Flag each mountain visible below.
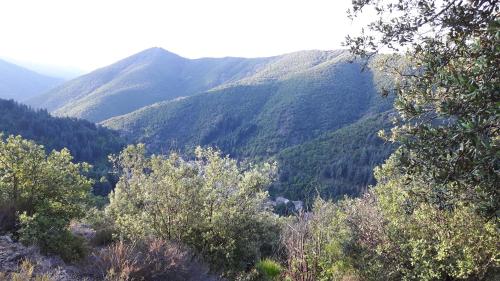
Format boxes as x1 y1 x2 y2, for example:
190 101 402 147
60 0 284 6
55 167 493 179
0 99 125 195
19 47 395 200
101 50 395 200
27 47 275 122
103 50 392 156
0 59 63 101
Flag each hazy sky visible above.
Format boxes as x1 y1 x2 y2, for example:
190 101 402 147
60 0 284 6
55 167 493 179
0 0 366 71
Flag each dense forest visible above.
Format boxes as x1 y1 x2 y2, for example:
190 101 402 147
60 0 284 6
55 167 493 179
0 99 125 194
11 47 398 202
273 112 395 201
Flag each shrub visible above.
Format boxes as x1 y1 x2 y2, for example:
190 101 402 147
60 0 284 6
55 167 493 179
256 259 283 280
81 207 117 246
93 239 214 281
19 212 88 262
0 134 92 260
92 227 115 246
106 145 281 272
283 174 500 280
274 202 296 217
282 197 376 281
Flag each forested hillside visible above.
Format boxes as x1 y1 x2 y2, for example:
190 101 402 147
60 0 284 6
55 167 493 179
0 59 62 101
102 51 394 200
273 112 395 201
0 99 125 194
27 47 274 122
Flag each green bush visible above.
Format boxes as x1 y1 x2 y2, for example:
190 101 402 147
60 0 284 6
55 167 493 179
106 145 281 273
0 134 92 261
82 207 116 246
256 259 283 280
19 212 87 262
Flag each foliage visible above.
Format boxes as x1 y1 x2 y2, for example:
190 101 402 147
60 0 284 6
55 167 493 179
373 156 500 280
282 199 361 281
274 112 394 202
279 0 500 278
273 201 297 217
19 213 88 262
0 98 125 195
81 207 117 246
346 0 499 215
0 134 92 260
275 1 500 279
283 180 499 280
106 145 281 273
255 259 283 280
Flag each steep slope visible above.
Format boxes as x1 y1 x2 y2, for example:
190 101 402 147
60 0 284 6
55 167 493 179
0 59 63 101
103 51 392 157
0 99 125 195
102 51 395 200
27 47 274 122
273 112 395 201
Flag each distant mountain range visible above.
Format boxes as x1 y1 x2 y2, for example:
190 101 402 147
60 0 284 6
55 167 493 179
27 47 276 122
0 58 63 101
2 47 396 200
102 49 391 155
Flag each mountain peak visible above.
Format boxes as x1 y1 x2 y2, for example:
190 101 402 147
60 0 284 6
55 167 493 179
134 47 183 60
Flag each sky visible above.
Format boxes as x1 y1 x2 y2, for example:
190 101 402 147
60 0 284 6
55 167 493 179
0 0 367 72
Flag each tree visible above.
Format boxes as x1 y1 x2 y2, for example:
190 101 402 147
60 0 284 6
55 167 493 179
106 145 281 273
346 0 499 215
374 155 499 280
0 99 125 196
324 0 500 279
0 134 92 260
282 1 499 279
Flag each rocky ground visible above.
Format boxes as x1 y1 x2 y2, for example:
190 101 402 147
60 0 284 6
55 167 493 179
0 234 96 281
0 229 222 281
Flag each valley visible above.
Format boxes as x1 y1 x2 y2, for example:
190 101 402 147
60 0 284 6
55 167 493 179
2 48 395 201
0 1 497 280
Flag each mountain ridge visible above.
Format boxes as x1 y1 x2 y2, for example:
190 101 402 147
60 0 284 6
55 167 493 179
0 58 63 101
27 47 278 122
27 48 359 123
98 50 395 200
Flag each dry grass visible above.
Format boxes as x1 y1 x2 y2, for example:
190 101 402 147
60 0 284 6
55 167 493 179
0 260 54 281
91 238 215 281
